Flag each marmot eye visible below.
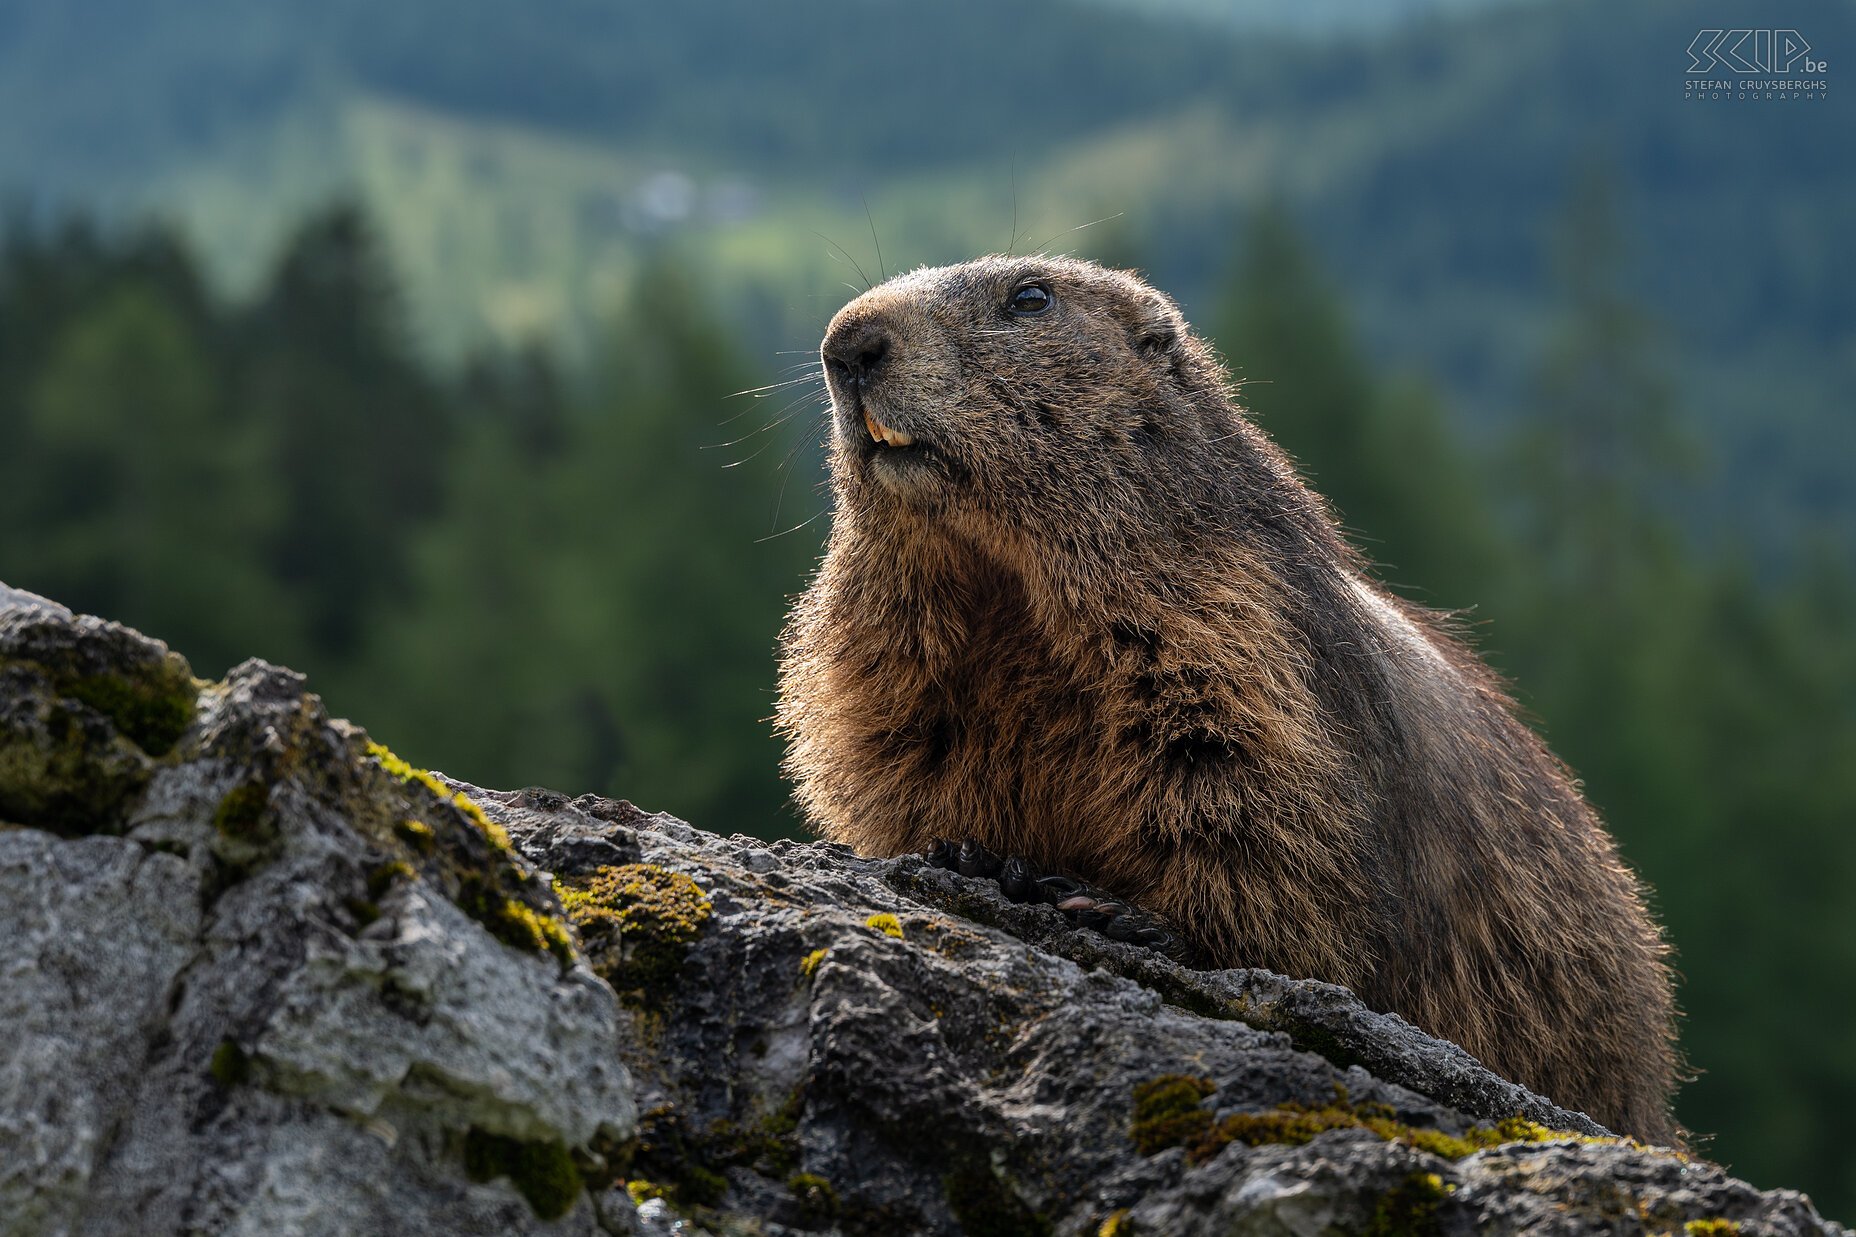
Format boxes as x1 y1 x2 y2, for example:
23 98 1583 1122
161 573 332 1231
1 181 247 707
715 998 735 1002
1007 283 1053 316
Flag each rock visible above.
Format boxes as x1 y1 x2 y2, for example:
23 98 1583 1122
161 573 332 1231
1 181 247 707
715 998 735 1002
0 594 633 1237
0 584 1846 1236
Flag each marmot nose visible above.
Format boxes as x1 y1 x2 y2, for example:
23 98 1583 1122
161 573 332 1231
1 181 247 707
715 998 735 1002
822 318 892 389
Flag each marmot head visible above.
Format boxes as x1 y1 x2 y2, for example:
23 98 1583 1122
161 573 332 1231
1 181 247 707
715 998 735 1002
818 256 1245 547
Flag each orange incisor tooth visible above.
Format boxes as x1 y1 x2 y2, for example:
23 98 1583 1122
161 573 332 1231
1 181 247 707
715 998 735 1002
863 408 883 442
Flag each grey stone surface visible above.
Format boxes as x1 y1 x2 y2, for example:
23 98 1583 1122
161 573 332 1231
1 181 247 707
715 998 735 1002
0 589 633 1237
0 582 1845 1236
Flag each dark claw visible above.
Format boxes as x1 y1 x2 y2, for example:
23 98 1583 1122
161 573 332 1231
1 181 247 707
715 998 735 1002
925 838 960 870
1032 873 1087 905
956 838 1004 879
998 857 1041 902
1103 912 1154 943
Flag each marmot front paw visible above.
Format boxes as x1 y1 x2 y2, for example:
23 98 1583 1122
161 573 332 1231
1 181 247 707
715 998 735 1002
924 838 1192 965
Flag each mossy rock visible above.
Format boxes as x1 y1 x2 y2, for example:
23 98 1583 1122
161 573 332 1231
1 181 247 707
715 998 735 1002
1367 1172 1452 1237
208 1040 252 1089
462 1127 583 1220
788 1172 839 1222
363 742 574 968
0 665 157 835
58 667 194 757
0 611 196 756
556 863 712 1009
1130 1074 1604 1166
0 609 200 835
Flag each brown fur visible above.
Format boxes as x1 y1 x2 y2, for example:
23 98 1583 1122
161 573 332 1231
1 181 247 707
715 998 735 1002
776 256 1680 1143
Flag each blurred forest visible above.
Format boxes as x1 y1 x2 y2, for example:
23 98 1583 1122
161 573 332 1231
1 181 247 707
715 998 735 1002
3 0 1851 561
1 196 1851 1218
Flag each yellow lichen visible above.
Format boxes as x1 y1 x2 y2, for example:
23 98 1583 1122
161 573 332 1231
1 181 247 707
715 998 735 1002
865 912 904 939
454 871 573 964
1685 1221 1741 1236
395 818 436 852
363 740 570 963
366 741 511 853
557 864 712 1007
798 948 828 980
1131 1075 1606 1166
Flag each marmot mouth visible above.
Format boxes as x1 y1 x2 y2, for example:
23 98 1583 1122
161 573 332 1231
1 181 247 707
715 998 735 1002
842 394 948 482
862 407 916 449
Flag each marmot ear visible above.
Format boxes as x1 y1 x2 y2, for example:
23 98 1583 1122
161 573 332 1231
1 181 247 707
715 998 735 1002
1136 324 1177 358
1130 299 1184 369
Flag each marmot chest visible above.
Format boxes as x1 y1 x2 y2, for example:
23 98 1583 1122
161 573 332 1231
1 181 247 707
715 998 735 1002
874 619 1125 861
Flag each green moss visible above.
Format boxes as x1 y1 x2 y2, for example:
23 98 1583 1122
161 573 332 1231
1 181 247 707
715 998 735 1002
1686 1221 1742 1236
367 859 417 900
1367 1171 1452 1237
684 1111 799 1180
343 896 381 926
1130 1075 1216 1155
462 1127 583 1221
1130 1077 1600 1166
0 693 152 835
1098 1210 1134 1237
0 638 195 833
212 781 270 841
627 1107 728 1207
944 1162 1051 1237
865 912 904 939
395 818 437 853
759 1133 799 1178
61 668 194 756
679 1163 728 1207
208 1040 250 1088
626 1103 806 1211
556 864 712 1009
798 947 828 981
208 779 281 881
766 1088 805 1141
789 1173 838 1221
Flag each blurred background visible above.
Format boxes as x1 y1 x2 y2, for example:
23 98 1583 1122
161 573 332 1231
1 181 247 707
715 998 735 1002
0 0 1851 1218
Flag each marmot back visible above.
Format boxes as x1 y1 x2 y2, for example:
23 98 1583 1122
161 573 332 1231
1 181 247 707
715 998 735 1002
775 255 1679 1143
